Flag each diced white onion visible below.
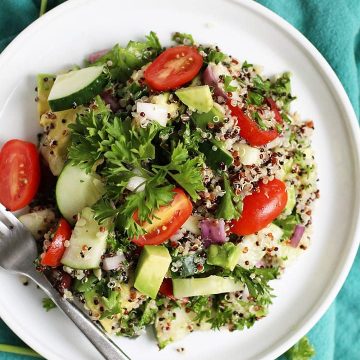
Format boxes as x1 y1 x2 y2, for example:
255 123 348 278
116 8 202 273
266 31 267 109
181 215 202 235
136 102 168 127
102 253 126 271
233 143 261 165
126 176 146 192
170 230 185 242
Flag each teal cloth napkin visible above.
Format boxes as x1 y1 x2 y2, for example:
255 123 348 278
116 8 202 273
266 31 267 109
0 0 359 359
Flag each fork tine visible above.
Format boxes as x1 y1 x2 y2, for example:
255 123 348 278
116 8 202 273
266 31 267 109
0 203 19 226
0 220 10 236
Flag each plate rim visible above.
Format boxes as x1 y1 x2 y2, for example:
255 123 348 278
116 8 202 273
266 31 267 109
0 0 359 359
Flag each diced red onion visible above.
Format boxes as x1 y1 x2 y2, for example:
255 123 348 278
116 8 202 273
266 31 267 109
200 219 227 246
100 90 120 112
88 49 110 63
136 102 168 126
290 225 305 248
202 65 228 101
102 253 125 271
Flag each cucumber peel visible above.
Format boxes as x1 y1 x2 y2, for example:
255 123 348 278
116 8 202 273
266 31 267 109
48 66 108 111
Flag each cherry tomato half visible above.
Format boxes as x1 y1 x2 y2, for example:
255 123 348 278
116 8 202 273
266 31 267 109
132 188 193 246
0 140 40 211
231 179 288 235
41 218 72 267
144 46 203 91
159 278 176 300
227 98 283 147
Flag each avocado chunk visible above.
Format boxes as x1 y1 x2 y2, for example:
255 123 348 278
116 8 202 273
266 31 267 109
61 207 108 269
40 108 81 176
284 185 296 214
207 242 242 271
37 73 84 176
37 74 56 119
199 139 233 170
175 85 213 113
134 245 171 299
172 275 244 298
191 104 224 129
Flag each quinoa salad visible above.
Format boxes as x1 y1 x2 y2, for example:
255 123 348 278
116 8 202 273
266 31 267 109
0 32 319 349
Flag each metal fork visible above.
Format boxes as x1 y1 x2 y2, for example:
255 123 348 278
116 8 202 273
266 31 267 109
0 204 131 360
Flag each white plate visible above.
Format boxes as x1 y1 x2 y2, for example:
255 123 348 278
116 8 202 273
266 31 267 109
0 0 359 359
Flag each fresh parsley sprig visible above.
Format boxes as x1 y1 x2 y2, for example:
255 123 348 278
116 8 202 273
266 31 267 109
155 142 205 201
220 266 279 305
215 175 242 220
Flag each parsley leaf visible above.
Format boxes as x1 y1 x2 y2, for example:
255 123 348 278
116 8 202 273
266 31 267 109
42 298 56 312
220 266 279 305
224 75 237 92
247 91 264 106
242 60 253 69
285 336 315 360
91 31 162 81
274 214 301 240
215 175 242 220
207 50 226 64
159 142 205 201
186 296 212 322
172 32 195 45
252 111 268 130
68 97 111 173
270 72 296 111
100 291 121 320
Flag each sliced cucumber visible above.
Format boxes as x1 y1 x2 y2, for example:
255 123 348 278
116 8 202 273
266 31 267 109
232 143 261 166
48 66 108 111
56 164 105 224
61 207 108 269
172 275 244 298
199 139 233 170
19 209 56 240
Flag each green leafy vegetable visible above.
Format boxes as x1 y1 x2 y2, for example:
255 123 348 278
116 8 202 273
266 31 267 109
139 300 158 327
186 296 212 322
100 290 121 319
247 91 264 106
274 214 300 240
68 97 111 173
156 142 205 201
252 111 268 130
172 32 195 45
242 60 253 69
42 297 56 312
270 72 296 111
215 176 242 220
224 75 237 92
74 275 98 293
207 50 226 64
221 266 279 305
91 32 162 81
252 75 271 93
285 336 315 360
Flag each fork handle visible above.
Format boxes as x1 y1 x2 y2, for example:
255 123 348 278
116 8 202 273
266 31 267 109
27 270 131 360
